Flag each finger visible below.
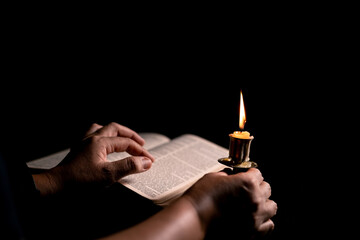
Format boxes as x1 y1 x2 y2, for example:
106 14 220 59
260 181 272 199
263 199 278 220
256 219 275 237
84 123 103 136
232 168 264 186
110 156 153 179
95 122 145 146
245 168 264 184
102 137 155 162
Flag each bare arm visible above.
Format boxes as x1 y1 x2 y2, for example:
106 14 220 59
100 197 205 240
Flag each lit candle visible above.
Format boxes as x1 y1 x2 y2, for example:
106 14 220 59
230 90 253 139
218 90 257 170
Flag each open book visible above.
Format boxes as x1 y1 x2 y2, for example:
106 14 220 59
27 133 227 206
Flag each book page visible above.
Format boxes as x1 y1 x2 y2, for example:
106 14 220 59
119 134 227 206
26 133 170 169
26 149 70 169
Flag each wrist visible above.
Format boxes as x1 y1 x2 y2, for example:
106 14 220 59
32 166 65 196
182 192 219 231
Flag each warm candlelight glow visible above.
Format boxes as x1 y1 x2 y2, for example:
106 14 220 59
230 90 253 139
239 90 246 130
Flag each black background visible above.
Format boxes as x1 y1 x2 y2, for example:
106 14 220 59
1 11 353 239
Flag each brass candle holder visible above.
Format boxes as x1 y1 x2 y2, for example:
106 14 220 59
218 133 258 173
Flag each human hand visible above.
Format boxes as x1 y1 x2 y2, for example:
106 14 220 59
34 122 155 195
184 168 277 238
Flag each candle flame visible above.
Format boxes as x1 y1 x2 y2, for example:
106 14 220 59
239 90 246 130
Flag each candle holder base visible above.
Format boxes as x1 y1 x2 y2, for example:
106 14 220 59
218 157 258 173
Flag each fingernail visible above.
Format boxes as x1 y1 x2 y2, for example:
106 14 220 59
142 157 152 170
145 150 155 162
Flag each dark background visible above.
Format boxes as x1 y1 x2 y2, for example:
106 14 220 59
1 11 352 239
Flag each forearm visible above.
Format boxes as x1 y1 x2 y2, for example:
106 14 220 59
99 197 206 240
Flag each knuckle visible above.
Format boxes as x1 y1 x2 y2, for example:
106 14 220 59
88 134 101 142
123 138 136 150
269 220 275 231
108 122 122 130
264 181 272 194
101 164 112 176
127 137 136 145
271 200 278 215
244 176 258 189
91 123 100 128
125 156 141 172
101 164 116 183
252 167 261 175
95 136 107 147
127 139 143 152
121 136 132 144
108 121 118 127
104 122 117 130
264 181 271 189
84 135 102 146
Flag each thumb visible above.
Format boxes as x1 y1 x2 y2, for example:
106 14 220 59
110 156 153 179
